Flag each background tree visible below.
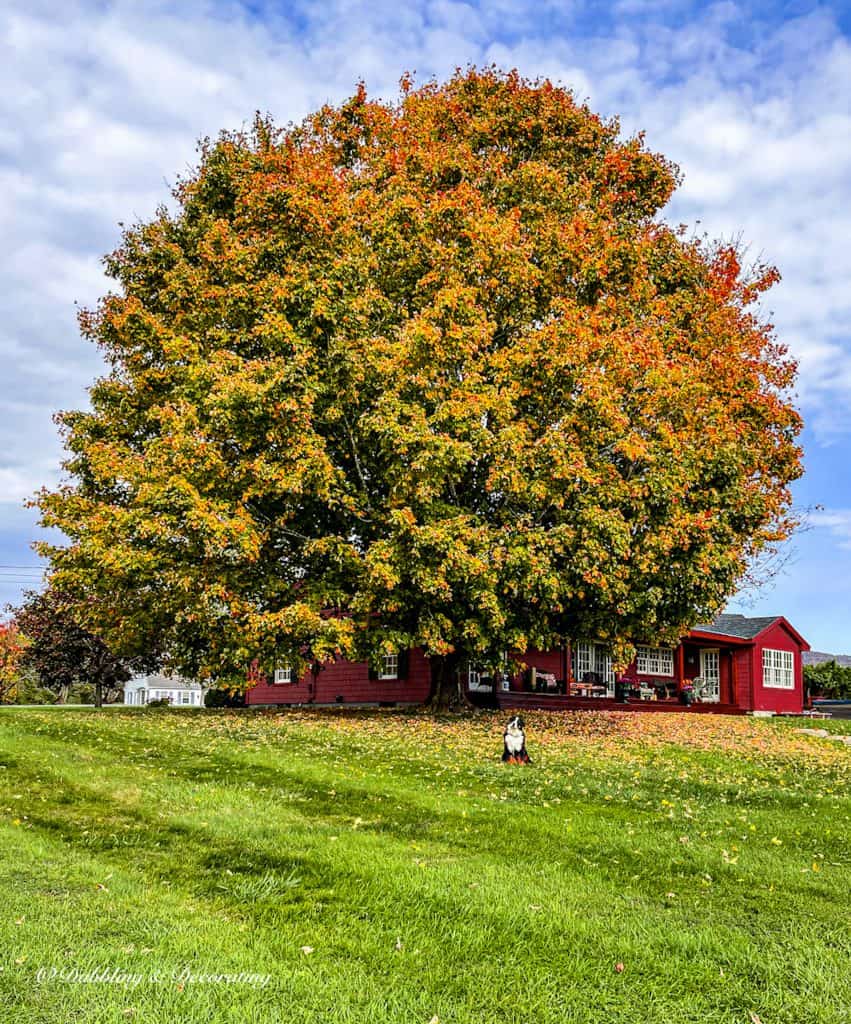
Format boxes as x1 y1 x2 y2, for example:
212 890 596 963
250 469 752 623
0 622 27 704
804 660 851 701
36 69 802 705
13 589 137 706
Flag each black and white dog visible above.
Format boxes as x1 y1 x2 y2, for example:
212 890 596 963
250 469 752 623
502 715 531 764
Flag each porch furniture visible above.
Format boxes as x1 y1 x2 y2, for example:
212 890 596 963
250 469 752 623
574 682 607 697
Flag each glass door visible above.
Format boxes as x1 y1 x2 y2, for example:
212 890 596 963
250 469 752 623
699 649 720 703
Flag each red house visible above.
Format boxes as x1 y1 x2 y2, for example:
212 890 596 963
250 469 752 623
245 613 809 715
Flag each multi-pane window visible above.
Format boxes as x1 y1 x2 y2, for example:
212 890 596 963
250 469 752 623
467 657 513 692
274 665 293 684
572 642 615 696
573 642 615 684
636 646 674 677
181 692 190 704
379 653 399 680
762 648 794 689
574 642 594 679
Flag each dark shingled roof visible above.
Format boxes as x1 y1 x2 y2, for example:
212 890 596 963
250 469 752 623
692 613 780 640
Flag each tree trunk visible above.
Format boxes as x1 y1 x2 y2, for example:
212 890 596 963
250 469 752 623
94 680 103 708
309 660 322 704
426 653 471 712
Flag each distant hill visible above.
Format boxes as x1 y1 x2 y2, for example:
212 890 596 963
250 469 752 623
803 651 851 668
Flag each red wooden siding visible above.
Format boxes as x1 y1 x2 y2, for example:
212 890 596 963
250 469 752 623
732 648 753 709
246 647 432 706
504 647 565 690
749 620 804 714
245 618 807 714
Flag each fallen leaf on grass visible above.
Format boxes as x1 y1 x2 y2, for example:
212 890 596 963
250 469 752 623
300 946 314 955
614 962 624 973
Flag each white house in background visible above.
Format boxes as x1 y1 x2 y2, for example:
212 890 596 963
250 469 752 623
124 673 206 707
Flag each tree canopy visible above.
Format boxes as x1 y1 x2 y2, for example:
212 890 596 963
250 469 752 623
37 68 802 699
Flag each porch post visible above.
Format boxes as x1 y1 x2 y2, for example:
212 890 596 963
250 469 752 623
565 642 573 696
562 642 568 696
677 643 685 691
728 650 736 706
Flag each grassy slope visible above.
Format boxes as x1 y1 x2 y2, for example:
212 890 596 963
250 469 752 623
0 707 849 1024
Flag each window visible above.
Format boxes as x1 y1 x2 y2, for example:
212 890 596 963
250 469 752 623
636 646 674 677
763 648 794 689
467 664 495 692
574 642 594 679
274 665 294 684
573 642 615 684
572 642 615 696
468 657 511 692
378 653 398 680
181 692 190 704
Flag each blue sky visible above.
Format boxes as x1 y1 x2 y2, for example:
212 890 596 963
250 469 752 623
1 0 850 652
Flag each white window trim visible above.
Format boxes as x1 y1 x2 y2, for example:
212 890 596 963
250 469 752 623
636 646 674 677
468 664 503 692
274 665 294 684
575 642 594 679
762 648 794 689
378 653 399 680
573 642 615 695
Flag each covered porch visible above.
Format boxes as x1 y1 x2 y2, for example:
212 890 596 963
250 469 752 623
466 635 748 712
490 691 744 715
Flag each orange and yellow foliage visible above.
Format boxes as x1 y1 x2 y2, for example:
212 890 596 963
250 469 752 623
36 69 802 689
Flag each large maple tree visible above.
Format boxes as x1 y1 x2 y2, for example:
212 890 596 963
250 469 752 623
37 69 802 702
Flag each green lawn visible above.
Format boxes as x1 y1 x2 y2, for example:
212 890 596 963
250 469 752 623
1 707 849 1024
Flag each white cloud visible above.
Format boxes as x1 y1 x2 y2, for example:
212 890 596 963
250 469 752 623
811 510 851 551
1 0 850 641
0 466 48 506
3 2 849 430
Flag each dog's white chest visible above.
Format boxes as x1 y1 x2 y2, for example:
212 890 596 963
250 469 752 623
505 730 524 754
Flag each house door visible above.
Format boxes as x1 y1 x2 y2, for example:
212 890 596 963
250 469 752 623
699 649 720 703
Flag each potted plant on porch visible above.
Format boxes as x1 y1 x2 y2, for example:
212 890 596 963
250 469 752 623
680 680 696 706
